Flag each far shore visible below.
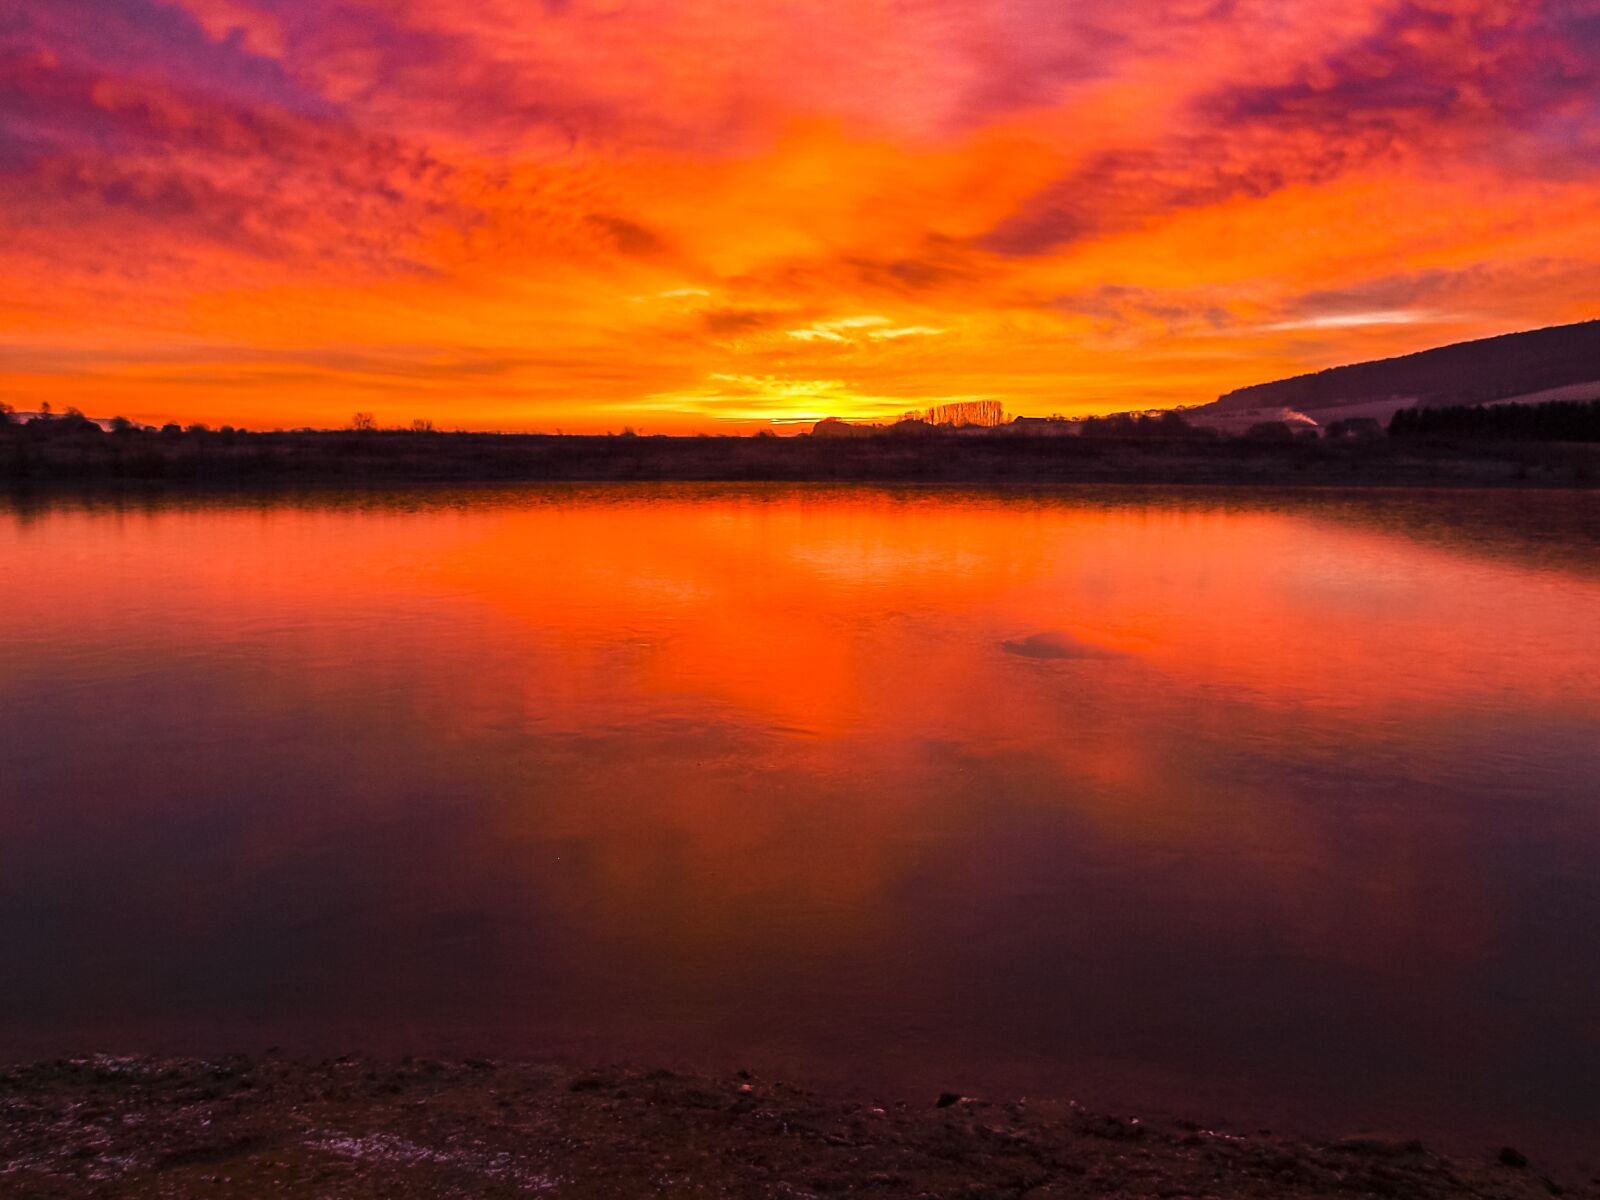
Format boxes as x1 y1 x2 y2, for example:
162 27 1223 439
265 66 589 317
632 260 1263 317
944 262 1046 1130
2 1054 1593 1199
2 426 1598 489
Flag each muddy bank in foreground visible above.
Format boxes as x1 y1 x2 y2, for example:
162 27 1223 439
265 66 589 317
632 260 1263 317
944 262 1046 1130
2 1057 1593 1199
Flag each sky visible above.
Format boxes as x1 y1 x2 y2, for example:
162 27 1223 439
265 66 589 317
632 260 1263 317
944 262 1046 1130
2 0 1598 432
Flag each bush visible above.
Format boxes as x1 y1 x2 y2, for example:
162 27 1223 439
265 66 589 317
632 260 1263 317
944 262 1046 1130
1389 398 1600 440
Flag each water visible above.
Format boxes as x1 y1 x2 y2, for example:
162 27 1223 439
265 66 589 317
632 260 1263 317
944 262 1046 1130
2 485 1598 1157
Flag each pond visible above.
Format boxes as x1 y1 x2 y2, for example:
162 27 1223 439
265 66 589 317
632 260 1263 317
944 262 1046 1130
2 485 1597 1157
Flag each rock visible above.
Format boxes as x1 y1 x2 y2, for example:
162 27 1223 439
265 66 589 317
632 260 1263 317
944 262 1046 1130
1499 1146 1530 1168
1000 630 1118 660
937 1092 963 1108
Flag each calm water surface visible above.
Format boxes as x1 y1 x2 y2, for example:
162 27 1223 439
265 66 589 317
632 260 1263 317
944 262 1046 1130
2 486 1598 1156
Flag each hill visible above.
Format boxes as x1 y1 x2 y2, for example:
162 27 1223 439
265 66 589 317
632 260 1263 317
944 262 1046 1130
1202 320 1600 417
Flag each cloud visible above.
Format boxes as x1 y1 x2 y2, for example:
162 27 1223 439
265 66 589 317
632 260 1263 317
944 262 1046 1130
583 213 668 257
700 308 789 335
1055 284 1235 336
1 0 1598 428
3 0 330 117
867 325 945 340
1251 310 1441 332
0 18 472 284
980 0 1600 257
845 244 982 294
786 315 896 342
779 316 943 344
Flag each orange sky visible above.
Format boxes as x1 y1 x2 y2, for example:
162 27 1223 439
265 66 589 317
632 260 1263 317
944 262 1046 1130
3 0 1598 432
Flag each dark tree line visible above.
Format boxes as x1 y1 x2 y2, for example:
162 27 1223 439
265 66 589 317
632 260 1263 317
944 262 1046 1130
1077 411 1213 439
1389 399 1600 441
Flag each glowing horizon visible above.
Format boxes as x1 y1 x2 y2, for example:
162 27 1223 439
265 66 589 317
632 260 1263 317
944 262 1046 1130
3 0 1598 433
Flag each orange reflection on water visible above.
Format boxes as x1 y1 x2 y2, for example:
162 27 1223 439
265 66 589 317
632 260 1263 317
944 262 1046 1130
1 486 1598 1153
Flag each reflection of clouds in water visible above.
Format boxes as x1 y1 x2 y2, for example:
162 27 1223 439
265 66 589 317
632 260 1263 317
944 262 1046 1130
1001 630 1121 660
2 488 1599 1154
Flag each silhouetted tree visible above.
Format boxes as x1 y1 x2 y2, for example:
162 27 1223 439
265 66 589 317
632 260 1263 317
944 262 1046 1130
1325 417 1381 439
410 418 434 433
52 406 100 433
1156 410 1194 437
350 412 377 432
905 400 1008 427
1390 399 1600 441
1243 421 1297 441
1077 411 1200 439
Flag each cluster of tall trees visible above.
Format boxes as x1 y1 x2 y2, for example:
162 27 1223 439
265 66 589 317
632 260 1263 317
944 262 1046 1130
1389 399 1600 441
903 400 1009 427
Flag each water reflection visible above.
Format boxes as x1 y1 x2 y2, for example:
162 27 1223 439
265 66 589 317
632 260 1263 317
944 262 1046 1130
1 485 1597 1157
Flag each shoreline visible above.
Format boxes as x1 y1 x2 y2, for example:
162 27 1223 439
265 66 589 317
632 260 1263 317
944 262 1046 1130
2 1054 1594 1198
3 428 1598 489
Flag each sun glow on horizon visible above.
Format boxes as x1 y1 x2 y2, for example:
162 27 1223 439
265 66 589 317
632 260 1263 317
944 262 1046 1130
2 0 1598 431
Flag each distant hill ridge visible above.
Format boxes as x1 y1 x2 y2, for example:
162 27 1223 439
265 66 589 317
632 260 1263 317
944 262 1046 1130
1207 319 1600 414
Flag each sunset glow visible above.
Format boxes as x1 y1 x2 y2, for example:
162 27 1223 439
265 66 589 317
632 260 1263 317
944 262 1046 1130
4 0 1599 431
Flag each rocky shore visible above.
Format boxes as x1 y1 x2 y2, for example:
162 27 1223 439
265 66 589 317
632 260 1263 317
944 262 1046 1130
1 1055 1592 1199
